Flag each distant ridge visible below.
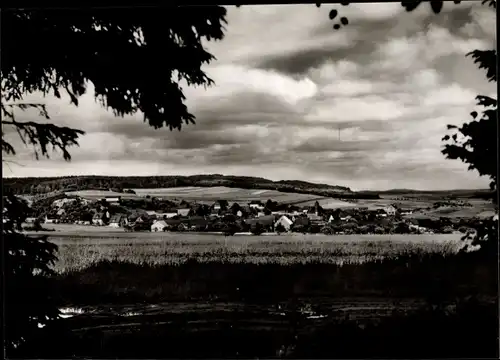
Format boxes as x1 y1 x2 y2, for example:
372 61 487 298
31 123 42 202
4 174 369 199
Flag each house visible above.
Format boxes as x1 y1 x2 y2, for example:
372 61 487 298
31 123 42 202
399 208 413 215
177 208 191 217
25 217 37 223
164 218 182 230
163 212 178 219
293 216 310 227
245 215 275 231
189 216 209 231
307 214 323 222
249 201 264 210
105 196 121 205
328 215 336 223
151 220 167 232
109 214 128 227
44 215 58 224
340 215 352 222
52 198 77 208
275 215 294 231
212 202 221 211
257 211 266 217
236 210 243 217
383 205 397 216
92 212 107 226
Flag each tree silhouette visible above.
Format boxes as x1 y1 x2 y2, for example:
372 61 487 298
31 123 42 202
1 6 227 356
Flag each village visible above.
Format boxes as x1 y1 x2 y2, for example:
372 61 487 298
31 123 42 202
22 191 478 236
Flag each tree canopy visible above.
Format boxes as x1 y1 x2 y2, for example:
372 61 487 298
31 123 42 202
1 6 227 161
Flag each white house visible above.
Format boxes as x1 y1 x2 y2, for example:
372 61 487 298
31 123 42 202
328 215 335 223
177 208 190 217
44 215 57 224
164 212 178 219
383 205 397 216
98 196 121 205
151 220 167 232
236 210 243 217
274 215 294 231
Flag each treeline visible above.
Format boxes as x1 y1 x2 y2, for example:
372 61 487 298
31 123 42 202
3 175 384 199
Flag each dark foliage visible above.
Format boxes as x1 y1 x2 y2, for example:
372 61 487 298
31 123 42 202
1 6 227 132
3 194 61 354
15 299 498 359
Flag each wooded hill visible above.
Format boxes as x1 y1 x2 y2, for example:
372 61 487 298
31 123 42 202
3 174 386 199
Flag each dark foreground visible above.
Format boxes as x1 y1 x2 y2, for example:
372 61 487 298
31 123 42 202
9 252 499 359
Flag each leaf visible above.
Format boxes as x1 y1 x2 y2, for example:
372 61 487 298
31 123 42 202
329 9 338 20
401 1 422 12
316 3 321 7
430 1 444 14
447 124 457 130
340 17 349 25
340 1 350 5
442 135 450 141
333 24 341 30
470 111 478 119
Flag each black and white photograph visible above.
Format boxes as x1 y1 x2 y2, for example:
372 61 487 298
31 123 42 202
2 1 498 358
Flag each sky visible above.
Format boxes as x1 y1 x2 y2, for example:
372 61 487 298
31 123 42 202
2 2 497 191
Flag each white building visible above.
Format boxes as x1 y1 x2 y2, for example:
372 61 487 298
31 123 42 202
274 215 294 231
383 205 397 216
164 212 178 219
177 208 190 217
151 220 167 232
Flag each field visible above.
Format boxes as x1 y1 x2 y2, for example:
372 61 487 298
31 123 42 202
64 187 495 218
17 226 497 358
132 186 331 205
48 231 464 273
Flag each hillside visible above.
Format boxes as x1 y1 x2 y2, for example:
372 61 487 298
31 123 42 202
3 174 375 200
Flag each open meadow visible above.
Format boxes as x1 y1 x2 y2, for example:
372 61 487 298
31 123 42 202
48 231 465 272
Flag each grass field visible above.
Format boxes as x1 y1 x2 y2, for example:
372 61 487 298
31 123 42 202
48 231 464 273
132 186 328 205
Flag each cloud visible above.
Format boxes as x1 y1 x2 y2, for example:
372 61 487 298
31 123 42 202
3 2 496 191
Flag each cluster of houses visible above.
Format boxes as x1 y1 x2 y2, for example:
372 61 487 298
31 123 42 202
32 193 424 234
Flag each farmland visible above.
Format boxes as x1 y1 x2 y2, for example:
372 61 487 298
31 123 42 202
132 186 330 205
47 231 464 273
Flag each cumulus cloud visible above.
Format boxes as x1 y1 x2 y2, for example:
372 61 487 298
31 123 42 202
3 2 496 190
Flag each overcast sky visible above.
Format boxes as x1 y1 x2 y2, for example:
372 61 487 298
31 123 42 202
2 2 496 190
